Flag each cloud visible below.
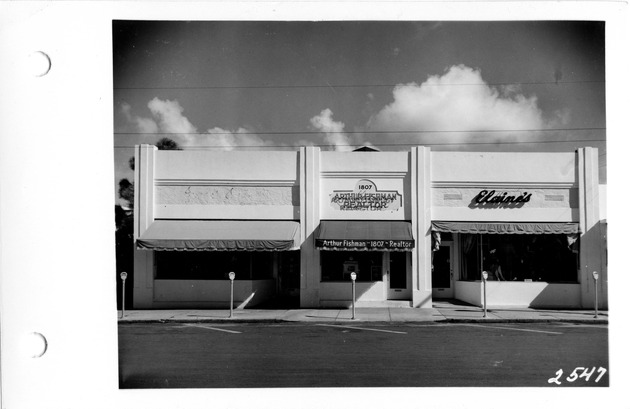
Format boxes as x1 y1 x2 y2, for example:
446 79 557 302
310 108 351 151
121 102 159 134
121 98 270 149
147 98 197 139
367 64 548 141
205 127 269 150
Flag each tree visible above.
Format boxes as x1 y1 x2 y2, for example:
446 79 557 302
156 137 182 151
117 138 180 211
115 137 181 309
118 178 134 210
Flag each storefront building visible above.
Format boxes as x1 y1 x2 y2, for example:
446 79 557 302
132 145 606 309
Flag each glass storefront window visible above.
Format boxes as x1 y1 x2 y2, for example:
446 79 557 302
155 251 274 280
321 251 383 282
460 234 579 283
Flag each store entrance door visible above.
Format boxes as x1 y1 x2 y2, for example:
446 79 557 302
276 251 300 308
432 242 454 299
387 252 411 300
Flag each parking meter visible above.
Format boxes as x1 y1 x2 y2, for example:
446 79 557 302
592 271 599 318
120 272 128 319
481 271 488 317
350 272 357 319
229 272 235 318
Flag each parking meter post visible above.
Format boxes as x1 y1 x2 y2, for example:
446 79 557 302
481 271 488 318
352 281 356 319
120 272 128 319
350 272 357 320
122 280 125 318
483 280 488 318
228 272 235 318
592 271 599 318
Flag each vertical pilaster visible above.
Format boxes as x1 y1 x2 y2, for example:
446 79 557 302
300 146 321 307
134 144 156 238
411 146 433 308
133 144 157 308
132 247 154 308
578 147 605 308
410 148 419 302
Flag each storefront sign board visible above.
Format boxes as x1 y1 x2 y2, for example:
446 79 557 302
330 179 402 212
315 239 414 250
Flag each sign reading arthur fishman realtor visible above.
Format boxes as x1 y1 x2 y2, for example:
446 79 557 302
330 179 402 212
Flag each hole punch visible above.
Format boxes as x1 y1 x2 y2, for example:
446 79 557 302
28 51 51 77
27 332 48 358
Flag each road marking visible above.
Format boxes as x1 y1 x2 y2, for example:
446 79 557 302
315 324 407 334
454 323 562 335
555 323 608 329
183 324 242 334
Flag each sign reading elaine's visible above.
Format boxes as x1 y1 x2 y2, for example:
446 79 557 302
470 189 532 209
475 189 532 204
330 179 402 212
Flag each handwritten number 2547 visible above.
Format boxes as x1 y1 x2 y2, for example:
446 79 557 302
548 367 607 385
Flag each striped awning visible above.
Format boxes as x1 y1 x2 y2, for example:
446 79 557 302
431 221 580 235
137 220 300 251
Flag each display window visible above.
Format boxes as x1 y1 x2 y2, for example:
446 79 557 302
155 251 274 280
460 234 579 283
320 251 383 282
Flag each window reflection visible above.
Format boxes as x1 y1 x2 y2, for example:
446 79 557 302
460 234 579 282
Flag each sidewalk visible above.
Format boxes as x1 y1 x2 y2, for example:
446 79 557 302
117 300 608 324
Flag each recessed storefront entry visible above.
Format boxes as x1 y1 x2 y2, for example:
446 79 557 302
432 242 454 299
387 252 411 300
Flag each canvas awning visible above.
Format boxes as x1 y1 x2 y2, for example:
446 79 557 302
136 220 300 251
315 220 414 251
431 221 580 235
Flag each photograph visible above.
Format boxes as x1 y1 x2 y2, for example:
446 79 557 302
113 20 609 389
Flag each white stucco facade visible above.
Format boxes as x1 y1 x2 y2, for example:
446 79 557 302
132 145 607 309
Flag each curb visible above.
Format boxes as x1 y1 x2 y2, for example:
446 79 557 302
117 318 284 324
117 317 608 325
441 318 608 324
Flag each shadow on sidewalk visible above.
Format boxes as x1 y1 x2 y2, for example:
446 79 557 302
253 296 300 310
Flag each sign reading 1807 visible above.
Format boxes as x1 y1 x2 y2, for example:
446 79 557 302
330 179 402 212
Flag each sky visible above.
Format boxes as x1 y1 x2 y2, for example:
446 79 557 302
113 20 606 202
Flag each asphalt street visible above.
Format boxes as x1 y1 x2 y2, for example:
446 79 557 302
118 322 608 388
